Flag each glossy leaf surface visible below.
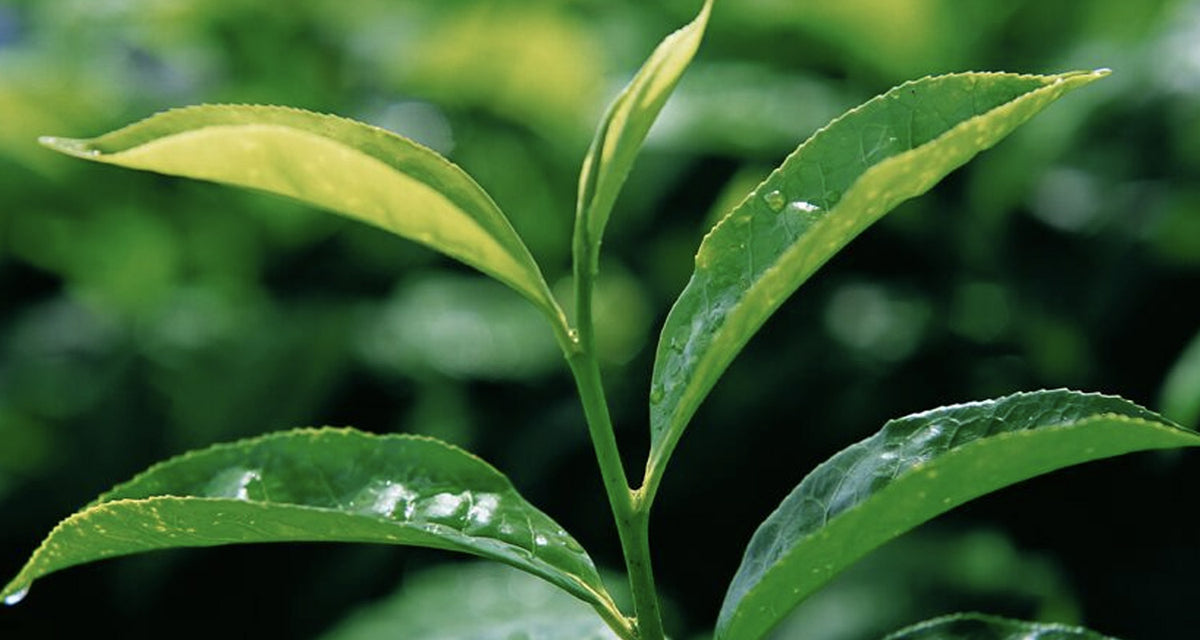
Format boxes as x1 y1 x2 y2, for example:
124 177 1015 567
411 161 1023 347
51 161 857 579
576 0 711 254
321 562 620 640
40 106 564 327
717 390 1196 640
1 429 618 620
646 70 1109 493
882 613 1117 640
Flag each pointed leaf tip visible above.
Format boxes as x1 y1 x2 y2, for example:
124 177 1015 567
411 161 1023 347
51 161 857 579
39 136 99 157
716 390 1194 640
4 428 620 622
575 0 712 257
2 583 30 606
37 106 565 330
645 70 1110 499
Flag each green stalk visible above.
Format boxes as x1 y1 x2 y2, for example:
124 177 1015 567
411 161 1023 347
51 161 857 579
568 220 666 640
567 353 665 640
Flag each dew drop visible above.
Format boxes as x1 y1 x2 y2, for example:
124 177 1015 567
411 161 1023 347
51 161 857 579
534 534 548 547
762 189 786 212
649 386 664 404
4 583 30 606
788 201 820 213
39 136 100 156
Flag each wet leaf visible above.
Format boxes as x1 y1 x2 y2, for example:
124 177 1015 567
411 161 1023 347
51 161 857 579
717 390 1195 640
39 105 565 329
646 70 1109 494
2 429 619 622
881 612 1117 640
576 0 711 259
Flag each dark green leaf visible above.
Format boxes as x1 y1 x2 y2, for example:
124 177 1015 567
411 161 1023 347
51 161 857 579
646 71 1109 495
1 428 621 625
882 613 1117 640
40 106 566 331
717 390 1196 640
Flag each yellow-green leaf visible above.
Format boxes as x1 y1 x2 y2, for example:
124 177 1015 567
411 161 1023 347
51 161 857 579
40 105 566 330
575 0 712 256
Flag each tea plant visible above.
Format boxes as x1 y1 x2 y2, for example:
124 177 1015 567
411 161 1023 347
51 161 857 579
5 1 1195 638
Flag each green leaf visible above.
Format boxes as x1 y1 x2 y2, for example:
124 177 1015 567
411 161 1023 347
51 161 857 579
39 105 565 331
881 613 1118 640
716 390 1196 640
575 0 711 255
645 70 1110 494
1159 328 1200 428
1 428 621 625
320 562 620 640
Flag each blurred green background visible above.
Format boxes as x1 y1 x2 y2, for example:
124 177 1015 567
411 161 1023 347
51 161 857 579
2 0 1199 638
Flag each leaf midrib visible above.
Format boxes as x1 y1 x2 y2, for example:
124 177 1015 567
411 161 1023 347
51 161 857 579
719 413 1198 639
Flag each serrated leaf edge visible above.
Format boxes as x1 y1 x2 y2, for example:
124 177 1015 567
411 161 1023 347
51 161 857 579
646 70 1110 491
718 389 1193 639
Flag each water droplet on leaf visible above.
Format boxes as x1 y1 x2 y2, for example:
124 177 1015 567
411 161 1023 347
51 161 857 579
4 583 30 606
788 201 820 213
649 386 664 404
763 189 786 212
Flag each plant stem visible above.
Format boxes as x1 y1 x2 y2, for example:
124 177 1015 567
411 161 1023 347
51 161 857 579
568 225 666 640
624 489 664 640
567 354 665 640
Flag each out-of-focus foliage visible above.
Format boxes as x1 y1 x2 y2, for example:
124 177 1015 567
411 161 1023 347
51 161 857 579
1160 329 1200 428
771 527 1079 640
1 0 1197 638
319 561 623 640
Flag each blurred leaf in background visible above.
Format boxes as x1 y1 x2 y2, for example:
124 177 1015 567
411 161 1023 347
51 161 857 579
1160 329 1200 428
770 527 1079 640
320 561 623 640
